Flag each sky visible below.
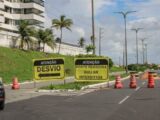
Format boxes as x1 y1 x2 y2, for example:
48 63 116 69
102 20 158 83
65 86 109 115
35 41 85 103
44 0 160 64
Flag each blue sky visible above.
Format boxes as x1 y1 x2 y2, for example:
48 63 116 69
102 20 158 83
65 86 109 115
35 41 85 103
45 0 160 64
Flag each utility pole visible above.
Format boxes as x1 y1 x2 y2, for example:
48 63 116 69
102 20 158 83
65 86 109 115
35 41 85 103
144 43 148 64
123 43 125 68
141 38 147 64
115 11 136 74
91 0 95 55
119 56 121 66
131 28 143 65
99 27 104 56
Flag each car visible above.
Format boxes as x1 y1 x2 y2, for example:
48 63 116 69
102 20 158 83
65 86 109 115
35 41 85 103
0 79 5 110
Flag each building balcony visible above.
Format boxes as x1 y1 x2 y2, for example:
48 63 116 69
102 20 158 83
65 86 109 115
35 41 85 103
0 23 18 31
4 12 45 23
4 1 45 12
0 15 5 23
0 2 4 9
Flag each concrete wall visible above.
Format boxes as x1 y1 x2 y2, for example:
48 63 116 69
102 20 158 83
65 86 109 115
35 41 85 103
0 33 87 55
44 43 86 55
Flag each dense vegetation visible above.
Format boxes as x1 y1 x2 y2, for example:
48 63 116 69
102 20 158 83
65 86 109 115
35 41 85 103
128 64 158 72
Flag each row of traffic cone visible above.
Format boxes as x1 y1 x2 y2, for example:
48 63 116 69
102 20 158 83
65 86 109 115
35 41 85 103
114 73 155 89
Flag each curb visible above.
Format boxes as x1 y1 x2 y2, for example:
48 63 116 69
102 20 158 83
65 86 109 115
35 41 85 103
36 89 77 93
81 76 130 90
37 76 130 93
4 77 74 87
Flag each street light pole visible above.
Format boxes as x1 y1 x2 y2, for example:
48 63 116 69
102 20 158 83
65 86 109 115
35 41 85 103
144 43 148 64
115 11 136 74
131 28 143 65
141 38 147 64
91 0 95 55
99 27 104 56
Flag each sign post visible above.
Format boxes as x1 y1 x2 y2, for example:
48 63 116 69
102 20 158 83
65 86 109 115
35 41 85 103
33 58 65 81
75 58 109 82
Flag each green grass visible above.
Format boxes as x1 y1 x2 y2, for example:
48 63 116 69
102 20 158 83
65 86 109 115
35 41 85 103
0 46 127 84
0 47 74 83
41 73 130 90
110 66 125 72
41 82 103 90
109 73 129 81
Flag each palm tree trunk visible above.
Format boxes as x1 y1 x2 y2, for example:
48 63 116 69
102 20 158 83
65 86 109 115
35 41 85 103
43 43 45 52
21 40 24 50
38 41 41 51
26 41 30 50
20 38 24 50
58 28 62 54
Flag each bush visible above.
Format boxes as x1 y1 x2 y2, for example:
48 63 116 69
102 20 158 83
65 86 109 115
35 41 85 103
128 64 155 72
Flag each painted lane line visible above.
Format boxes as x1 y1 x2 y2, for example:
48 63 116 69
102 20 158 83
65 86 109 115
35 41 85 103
119 96 130 105
135 87 140 91
142 82 146 85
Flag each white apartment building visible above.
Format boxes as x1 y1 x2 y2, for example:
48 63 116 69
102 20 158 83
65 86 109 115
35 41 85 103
0 0 45 47
0 0 86 55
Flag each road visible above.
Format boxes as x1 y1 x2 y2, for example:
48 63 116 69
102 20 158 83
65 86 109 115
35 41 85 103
1 77 160 120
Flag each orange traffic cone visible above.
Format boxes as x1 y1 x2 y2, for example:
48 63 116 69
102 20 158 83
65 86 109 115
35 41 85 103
12 77 20 90
148 73 155 88
129 74 137 88
114 75 123 89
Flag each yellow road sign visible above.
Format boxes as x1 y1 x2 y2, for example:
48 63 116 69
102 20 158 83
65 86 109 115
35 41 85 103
75 58 109 81
33 58 65 80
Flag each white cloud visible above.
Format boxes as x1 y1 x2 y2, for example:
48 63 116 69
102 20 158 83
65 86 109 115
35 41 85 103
74 27 85 37
44 0 160 64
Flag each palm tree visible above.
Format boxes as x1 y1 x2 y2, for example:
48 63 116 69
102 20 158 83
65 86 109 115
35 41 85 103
52 15 73 54
78 37 85 47
41 29 55 52
36 29 46 51
36 29 55 52
85 44 95 54
18 20 34 50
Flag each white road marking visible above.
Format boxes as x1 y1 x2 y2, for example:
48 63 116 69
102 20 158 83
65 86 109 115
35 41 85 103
119 96 130 105
142 82 146 85
135 87 140 91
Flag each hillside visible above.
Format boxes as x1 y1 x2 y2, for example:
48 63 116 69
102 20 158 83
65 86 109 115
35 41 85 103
0 47 74 83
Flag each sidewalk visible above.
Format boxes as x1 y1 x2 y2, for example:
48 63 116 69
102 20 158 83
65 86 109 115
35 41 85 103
5 77 74 89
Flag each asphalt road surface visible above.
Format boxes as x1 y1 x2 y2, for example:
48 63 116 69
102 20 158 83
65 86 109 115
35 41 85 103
1 78 160 120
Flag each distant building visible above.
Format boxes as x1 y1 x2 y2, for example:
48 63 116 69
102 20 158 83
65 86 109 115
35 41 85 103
0 0 45 47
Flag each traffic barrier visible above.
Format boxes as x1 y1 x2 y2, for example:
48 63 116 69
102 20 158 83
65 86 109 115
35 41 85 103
12 77 20 90
129 74 137 88
148 73 155 88
114 75 123 89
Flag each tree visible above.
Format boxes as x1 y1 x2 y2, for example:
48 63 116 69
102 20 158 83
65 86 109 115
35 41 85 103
36 29 46 51
41 29 55 52
18 20 35 50
90 35 96 53
85 44 95 54
78 37 85 47
52 15 73 54
55 37 61 43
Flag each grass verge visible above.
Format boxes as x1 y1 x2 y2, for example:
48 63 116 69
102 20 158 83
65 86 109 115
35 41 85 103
0 47 74 83
41 82 103 90
41 73 130 90
109 73 129 81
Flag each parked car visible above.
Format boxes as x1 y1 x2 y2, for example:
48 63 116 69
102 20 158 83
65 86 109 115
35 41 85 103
0 79 5 110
